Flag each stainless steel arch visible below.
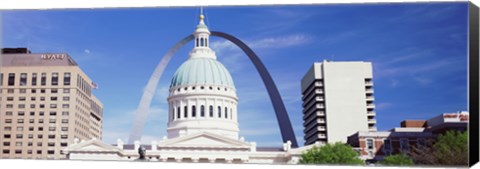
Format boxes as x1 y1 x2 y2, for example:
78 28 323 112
128 32 298 148
128 35 194 144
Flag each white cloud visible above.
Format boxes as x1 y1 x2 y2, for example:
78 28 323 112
247 34 311 49
211 34 311 54
84 49 91 54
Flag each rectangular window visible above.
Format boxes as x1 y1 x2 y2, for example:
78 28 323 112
6 104 13 108
15 142 22 146
7 89 14 93
60 135 68 139
8 73 15 86
17 119 24 124
61 127 68 131
4 134 11 139
38 127 43 131
5 119 12 123
18 111 25 116
366 139 374 149
50 104 57 108
40 104 45 108
6 111 13 116
16 134 23 139
51 89 58 93
41 89 45 93
20 73 27 86
31 97 36 101
32 73 37 86
63 96 70 101
48 127 55 131
39 112 44 116
16 127 23 131
48 135 55 139
49 119 56 123
30 104 35 108
31 89 36 93
19 97 26 101
47 150 54 154
64 73 71 85
20 89 26 93
28 134 33 139
40 96 45 101
417 139 426 147
50 97 57 101
29 127 34 131
41 73 46 86
61 142 68 147
37 142 42 146
4 127 11 131
7 97 14 101
384 139 391 151
15 150 21 154
49 112 57 116
27 150 32 154
62 111 69 116
29 119 34 123
3 142 10 146
63 88 70 93
192 106 196 117
18 104 25 108
3 150 10 154
48 142 55 147
0 73 3 85
62 104 69 108
36 150 42 154
61 119 68 124
400 139 409 151
51 72 58 85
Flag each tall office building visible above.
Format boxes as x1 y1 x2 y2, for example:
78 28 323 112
0 48 103 159
301 60 376 145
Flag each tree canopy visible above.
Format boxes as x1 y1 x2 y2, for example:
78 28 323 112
299 142 364 165
380 153 414 166
410 130 468 166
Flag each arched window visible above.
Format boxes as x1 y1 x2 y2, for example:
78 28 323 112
205 38 208 47
218 106 221 118
209 105 213 117
192 105 196 117
172 108 175 121
184 106 188 118
225 107 228 119
200 38 204 47
230 108 233 119
177 107 181 119
196 38 199 47
201 105 205 117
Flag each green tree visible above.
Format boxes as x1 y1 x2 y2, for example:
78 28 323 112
299 142 364 165
380 153 414 166
410 130 468 166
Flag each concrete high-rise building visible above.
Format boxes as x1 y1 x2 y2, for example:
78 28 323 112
0 48 103 159
301 60 376 145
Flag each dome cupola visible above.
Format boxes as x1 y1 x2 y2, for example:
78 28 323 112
166 11 239 140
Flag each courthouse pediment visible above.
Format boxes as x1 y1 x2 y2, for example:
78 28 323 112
159 132 251 148
65 139 120 152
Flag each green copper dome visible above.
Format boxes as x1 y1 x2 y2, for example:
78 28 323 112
170 57 235 89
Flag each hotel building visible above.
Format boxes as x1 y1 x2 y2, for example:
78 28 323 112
0 48 103 159
301 61 377 145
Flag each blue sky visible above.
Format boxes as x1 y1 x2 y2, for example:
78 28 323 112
2 2 469 147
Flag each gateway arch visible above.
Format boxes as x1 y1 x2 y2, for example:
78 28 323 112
128 31 298 148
